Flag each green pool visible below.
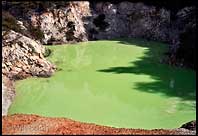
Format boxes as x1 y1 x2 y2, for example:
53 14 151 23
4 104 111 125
8 39 196 129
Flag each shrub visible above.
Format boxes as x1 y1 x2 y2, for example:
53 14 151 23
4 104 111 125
2 11 21 32
28 25 44 40
43 48 52 57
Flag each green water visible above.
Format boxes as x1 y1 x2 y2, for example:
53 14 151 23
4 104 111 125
8 39 196 129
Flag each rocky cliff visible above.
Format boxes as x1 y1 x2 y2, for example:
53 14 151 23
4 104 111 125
30 2 90 44
2 1 196 69
2 30 55 79
2 30 55 116
2 1 195 44
86 2 171 42
2 1 90 45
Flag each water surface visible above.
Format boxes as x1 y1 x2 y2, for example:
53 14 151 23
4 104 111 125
9 39 196 129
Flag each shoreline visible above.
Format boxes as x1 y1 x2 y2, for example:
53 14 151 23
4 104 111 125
2 114 196 135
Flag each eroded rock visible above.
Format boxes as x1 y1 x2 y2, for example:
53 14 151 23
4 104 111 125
31 2 90 45
2 30 55 79
2 75 15 116
86 2 171 42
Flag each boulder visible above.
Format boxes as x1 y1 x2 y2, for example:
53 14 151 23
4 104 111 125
180 120 196 131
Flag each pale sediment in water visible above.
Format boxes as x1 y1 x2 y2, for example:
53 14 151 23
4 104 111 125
2 82 9 116
2 77 15 116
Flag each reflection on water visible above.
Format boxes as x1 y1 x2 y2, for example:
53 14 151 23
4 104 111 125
72 45 92 69
169 78 175 89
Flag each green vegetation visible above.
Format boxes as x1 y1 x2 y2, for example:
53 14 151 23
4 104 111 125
8 39 196 129
2 11 21 32
43 48 52 57
28 25 44 40
2 11 44 41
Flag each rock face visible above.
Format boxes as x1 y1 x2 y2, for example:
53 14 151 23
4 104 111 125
168 6 196 69
2 76 15 116
2 1 90 45
86 2 171 42
3 1 172 43
2 30 55 79
180 120 196 131
3 1 195 46
31 2 89 45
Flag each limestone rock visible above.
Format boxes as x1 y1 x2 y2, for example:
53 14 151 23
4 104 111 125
2 75 15 116
2 30 55 79
31 2 90 45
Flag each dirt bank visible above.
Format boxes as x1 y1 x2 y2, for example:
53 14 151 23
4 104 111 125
2 114 196 135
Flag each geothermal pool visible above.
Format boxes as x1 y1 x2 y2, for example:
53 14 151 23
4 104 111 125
8 39 196 129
